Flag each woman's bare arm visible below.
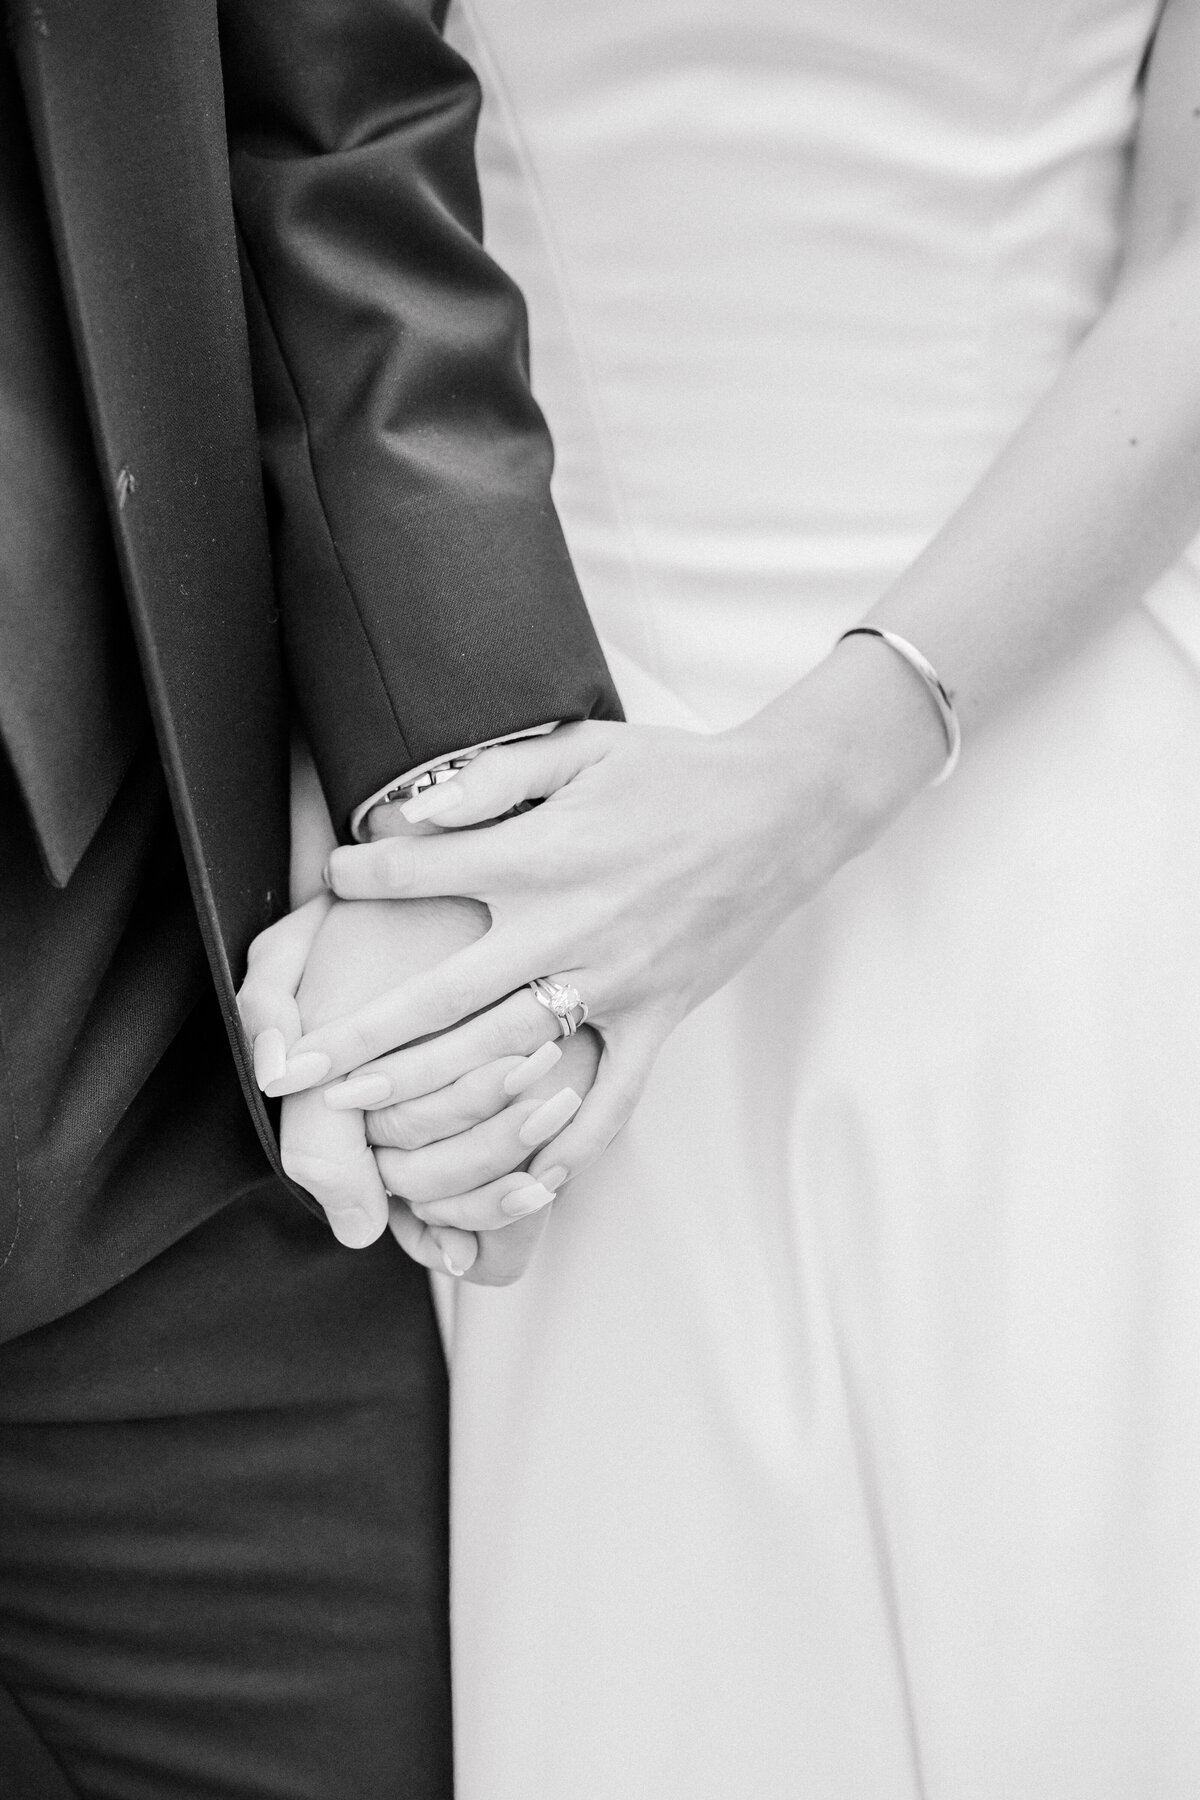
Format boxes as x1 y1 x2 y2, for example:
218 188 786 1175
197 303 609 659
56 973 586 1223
830 0 1200 782
286 0 1200 1200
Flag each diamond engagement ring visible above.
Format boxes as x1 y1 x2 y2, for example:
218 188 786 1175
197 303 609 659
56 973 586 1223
529 978 589 1038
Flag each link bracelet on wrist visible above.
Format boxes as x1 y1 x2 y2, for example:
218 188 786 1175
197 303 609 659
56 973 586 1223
836 625 962 786
378 752 485 811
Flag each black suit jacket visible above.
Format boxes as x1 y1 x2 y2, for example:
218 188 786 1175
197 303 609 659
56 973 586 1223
0 0 618 1338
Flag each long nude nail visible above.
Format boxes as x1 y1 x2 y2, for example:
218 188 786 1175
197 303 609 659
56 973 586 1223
265 1050 332 1096
401 782 464 825
325 1072 393 1111
502 1040 563 1096
518 1087 582 1148
433 1228 477 1276
537 1164 569 1193
253 1027 287 1090
500 1180 556 1219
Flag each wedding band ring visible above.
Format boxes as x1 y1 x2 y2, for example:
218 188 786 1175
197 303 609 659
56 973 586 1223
529 978 589 1038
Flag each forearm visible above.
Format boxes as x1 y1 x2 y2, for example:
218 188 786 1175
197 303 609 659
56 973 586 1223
873 234 1200 731
754 225 1200 842
221 0 619 835
756 2 1200 833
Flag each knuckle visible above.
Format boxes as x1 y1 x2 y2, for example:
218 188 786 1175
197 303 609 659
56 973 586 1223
476 1008 526 1062
237 972 271 1015
441 1098 482 1140
245 923 280 966
441 1144 494 1200
338 1019 376 1070
380 841 415 892
419 1198 467 1227
390 1155 441 1206
281 1148 329 1192
373 1148 406 1196
235 975 268 1022
237 970 265 1003
372 1105 432 1153
386 1050 442 1105
436 967 478 1024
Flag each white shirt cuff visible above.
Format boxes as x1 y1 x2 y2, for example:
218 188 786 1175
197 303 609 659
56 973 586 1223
349 721 560 841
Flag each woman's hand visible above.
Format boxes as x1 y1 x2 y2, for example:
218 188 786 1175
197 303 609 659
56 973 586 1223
367 1025 601 1234
268 643 946 1187
240 892 601 1284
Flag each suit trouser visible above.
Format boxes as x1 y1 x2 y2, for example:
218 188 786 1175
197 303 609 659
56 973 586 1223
0 1182 453 1800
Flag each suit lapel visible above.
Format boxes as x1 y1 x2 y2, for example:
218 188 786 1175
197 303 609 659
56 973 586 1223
0 40 146 888
9 0 292 1174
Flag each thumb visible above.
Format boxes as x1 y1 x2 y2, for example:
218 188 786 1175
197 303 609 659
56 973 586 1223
374 723 612 832
237 894 331 1090
387 1198 479 1279
280 1088 390 1249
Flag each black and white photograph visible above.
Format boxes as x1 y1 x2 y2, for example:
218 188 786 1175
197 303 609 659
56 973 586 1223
2 0 1200 1795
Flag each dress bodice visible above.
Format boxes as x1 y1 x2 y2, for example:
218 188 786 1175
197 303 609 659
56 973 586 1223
444 14 1200 1796
447 0 1183 725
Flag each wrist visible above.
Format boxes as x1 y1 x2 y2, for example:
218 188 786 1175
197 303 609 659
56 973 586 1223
740 631 947 874
356 723 561 841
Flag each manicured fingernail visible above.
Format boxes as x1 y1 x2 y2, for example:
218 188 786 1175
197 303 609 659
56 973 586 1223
324 1072 393 1111
327 1206 380 1249
537 1164 569 1192
252 1027 287 1090
433 1227 478 1276
518 1087 582 1147
265 1050 332 1095
502 1040 563 1096
321 859 333 889
401 782 464 824
500 1180 556 1219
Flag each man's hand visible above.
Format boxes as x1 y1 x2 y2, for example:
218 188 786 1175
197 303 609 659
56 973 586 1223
264 648 937 1190
237 892 597 1284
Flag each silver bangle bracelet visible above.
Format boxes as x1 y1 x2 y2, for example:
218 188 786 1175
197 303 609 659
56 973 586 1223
836 625 962 787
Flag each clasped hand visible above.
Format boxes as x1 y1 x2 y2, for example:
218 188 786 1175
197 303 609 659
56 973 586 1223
239 675 924 1284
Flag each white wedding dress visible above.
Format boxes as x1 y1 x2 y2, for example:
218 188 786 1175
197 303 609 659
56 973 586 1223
441 2 1200 1794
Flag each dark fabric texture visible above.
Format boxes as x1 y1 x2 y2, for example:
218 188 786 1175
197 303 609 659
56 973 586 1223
0 1185 454 1800
222 0 623 830
0 46 144 887
9 0 295 1190
5 0 622 1201
0 0 622 1786
0 750 269 1346
0 1687 75 1800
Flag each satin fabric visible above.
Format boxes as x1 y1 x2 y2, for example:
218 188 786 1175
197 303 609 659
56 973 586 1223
444 2 1200 1793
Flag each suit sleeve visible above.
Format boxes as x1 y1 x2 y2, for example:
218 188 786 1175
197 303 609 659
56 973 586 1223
218 0 621 834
